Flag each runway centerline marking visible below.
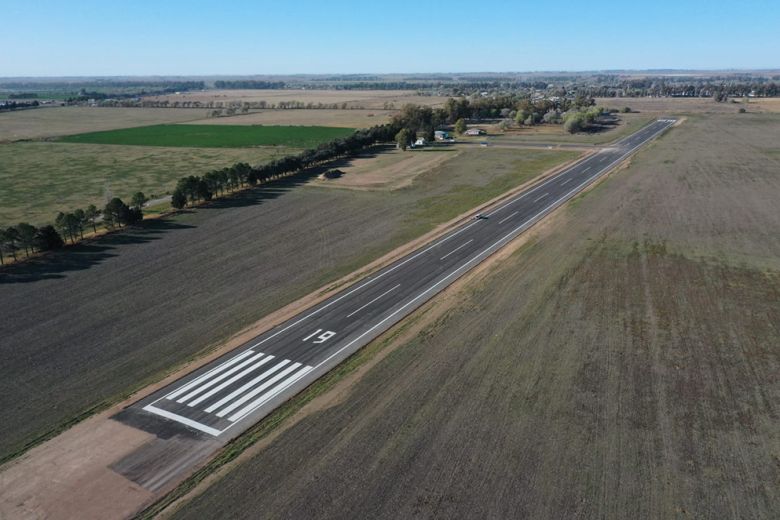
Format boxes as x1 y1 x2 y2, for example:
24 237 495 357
345 284 401 318
533 193 549 203
440 239 474 260
560 178 572 186
583 166 591 172
498 211 519 224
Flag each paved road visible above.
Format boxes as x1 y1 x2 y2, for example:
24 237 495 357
120 118 676 442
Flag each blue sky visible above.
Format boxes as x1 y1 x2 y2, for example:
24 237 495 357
1 0 778 76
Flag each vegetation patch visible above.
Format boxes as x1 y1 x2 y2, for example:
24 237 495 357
59 124 356 148
0 142 296 224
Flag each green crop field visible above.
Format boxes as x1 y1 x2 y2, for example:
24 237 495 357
59 124 356 148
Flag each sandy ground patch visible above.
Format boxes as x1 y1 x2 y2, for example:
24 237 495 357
311 147 461 190
0 418 154 520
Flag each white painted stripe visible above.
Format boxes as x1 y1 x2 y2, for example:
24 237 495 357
533 193 549 203
177 352 266 403
204 360 292 413
142 405 222 436
218 363 304 418
165 350 255 400
560 178 572 186
498 211 518 225
187 355 277 407
227 366 314 422
583 166 591 172
346 284 401 318
440 239 474 260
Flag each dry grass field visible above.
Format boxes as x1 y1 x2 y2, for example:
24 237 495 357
0 142 296 224
0 146 573 464
311 147 460 190
596 96 780 114
168 113 780 519
187 108 395 128
0 107 207 142
149 89 449 109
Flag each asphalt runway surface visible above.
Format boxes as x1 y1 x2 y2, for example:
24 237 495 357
118 118 676 445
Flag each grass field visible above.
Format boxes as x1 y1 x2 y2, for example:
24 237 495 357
0 142 297 225
0 146 574 464
167 114 780 519
0 107 208 142
59 124 355 148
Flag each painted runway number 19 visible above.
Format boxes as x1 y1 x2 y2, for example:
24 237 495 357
303 329 336 344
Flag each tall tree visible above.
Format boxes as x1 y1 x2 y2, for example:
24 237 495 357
16 222 38 256
3 226 20 261
131 192 148 210
72 209 86 239
454 118 467 135
104 198 130 228
34 225 64 251
171 188 187 209
395 129 412 151
84 204 100 233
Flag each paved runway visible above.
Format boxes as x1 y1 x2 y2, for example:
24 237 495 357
120 118 676 442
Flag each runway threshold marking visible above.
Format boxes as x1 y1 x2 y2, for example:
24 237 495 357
165 349 256 400
143 353 314 435
498 211 519 224
346 283 401 318
440 239 474 260
177 353 273 404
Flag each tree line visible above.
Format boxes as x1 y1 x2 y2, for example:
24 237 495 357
170 124 402 209
213 80 286 89
0 100 40 112
0 194 148 265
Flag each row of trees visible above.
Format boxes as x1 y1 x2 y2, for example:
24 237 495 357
0 224 63 264
0 195 147 265
93 98 372 110
170 123 403 209
0 100 40 112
